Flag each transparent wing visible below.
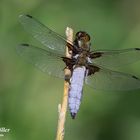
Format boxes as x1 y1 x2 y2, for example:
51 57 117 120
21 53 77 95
90 48 140 69
17 44 65 78
19 14 72 55
85 64 140 91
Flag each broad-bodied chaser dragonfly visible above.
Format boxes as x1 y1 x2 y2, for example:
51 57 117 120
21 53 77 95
17 15 140 119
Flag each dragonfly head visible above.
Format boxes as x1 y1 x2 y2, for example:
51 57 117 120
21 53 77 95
74 31 91 51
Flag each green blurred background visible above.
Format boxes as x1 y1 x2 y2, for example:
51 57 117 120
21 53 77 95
0 0 140 140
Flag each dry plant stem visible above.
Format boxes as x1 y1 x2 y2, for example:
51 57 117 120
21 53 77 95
56 27 73 140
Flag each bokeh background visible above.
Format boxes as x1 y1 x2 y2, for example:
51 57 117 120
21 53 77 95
0 0 140 140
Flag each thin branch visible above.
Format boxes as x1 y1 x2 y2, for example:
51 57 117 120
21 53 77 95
56 27 73 140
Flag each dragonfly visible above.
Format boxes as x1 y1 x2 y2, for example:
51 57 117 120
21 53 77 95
17 14 140 119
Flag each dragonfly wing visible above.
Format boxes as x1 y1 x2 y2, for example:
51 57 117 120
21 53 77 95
19 14 73 55
17 44 65 78
90 48 140 69
85 64 140 91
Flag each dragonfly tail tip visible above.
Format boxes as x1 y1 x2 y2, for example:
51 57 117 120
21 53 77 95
71 112 76 119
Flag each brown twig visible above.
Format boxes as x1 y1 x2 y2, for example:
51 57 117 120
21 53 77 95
56 27 73 140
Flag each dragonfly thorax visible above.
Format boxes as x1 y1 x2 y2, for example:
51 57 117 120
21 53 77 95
73 52 89 66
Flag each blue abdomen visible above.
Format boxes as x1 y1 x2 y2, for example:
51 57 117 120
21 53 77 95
68 66 86 119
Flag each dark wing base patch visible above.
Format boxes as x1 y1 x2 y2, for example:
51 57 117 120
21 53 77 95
62 57 76 70
87 65 100 76
89 52 103 59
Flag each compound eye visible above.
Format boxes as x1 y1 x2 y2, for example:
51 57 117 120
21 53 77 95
85 34 90 41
